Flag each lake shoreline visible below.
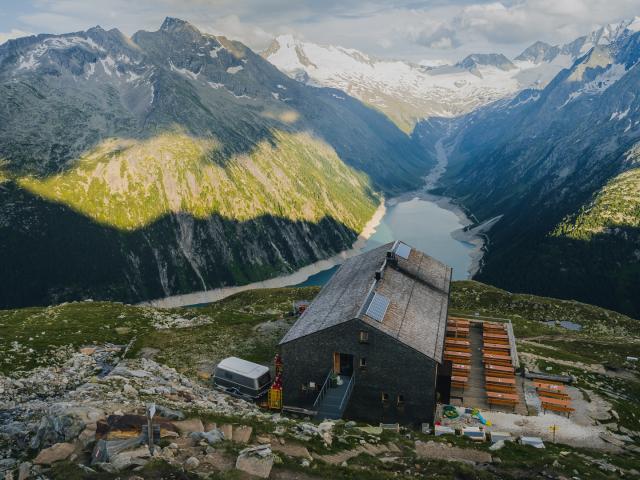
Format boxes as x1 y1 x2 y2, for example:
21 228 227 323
140 199 387 308
141 135 492 308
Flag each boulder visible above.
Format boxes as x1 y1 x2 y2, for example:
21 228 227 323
30 415 84 450
232 426 252 444
190 428 225 445
34 443 76 465
172 419 204 436
78 424 97 448
109 447 151 471
155 406 185 421
184 457 200 470
220 424 233 440
18 462 31 480
236 445 274 479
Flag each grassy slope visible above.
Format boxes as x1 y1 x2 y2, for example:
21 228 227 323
13 130 377 232
552 167 640 240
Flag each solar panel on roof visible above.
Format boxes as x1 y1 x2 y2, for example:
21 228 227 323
365 293 390 322
395 242 411 259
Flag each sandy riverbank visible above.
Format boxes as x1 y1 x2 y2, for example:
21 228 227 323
140 199 387 308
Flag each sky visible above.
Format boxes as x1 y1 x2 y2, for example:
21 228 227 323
0 0 639 62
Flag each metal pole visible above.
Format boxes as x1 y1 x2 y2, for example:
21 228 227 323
146 403 156 455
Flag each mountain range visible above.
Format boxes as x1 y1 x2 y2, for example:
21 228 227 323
1 16 639 317
264 18 640 133
0 18 431 308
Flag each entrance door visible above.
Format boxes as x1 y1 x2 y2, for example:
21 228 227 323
333 352 354 376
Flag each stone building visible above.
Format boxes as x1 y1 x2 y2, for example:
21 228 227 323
279 241 452 426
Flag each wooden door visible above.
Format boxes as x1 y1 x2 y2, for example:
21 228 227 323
333 352 340 374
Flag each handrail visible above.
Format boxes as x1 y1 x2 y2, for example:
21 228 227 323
338 375 355 413
313 370 333 408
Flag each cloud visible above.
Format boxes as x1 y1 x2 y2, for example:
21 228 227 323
0 29 32 45
411 24 461 49
197 14 274 50
2 0 640 62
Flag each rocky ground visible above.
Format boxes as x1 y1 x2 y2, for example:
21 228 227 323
1 342 639 480
1 284 639 479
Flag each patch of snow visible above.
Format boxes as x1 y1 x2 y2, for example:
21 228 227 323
209 46 223 58
169 60 200 80
85 62 96 78
331 93 345 100
100 56 116 76
276 84 287 90
610 108 630 121
226 65 243 74
271 92 279 100
127 70 143 83
208 82 224 89
565 63 627 105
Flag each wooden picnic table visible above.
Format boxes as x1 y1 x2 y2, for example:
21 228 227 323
485 363 514 373
533 381 565 392
451 375 468 383
453 363 470 371
487 391 518 401
539 396 571 407
486 375 515 385
483 349 511 357
483 355 512 366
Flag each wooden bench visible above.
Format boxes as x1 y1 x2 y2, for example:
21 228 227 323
531 378 563 385
483 343 511 351
486 384 517 394
487 397 517 411
541 402 575 417
486 375 515 385
446 345 472 353
451 375 468 391
453 366 470 376
536 389 569 399
484 369 515 378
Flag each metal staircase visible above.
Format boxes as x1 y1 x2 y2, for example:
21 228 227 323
313 371 355 420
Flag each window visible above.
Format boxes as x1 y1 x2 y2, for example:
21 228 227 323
359 331 369 343
381 392 389 403
397 394 405 406
359 357 367 370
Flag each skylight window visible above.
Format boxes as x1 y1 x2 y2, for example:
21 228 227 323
365 293 390 322
394 242 411 259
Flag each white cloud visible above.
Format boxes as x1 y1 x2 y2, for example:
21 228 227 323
2 0 640 62
0 29 32 45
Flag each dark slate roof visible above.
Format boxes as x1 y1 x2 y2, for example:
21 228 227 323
279 241 452 362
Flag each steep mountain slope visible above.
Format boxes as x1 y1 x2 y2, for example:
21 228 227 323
0 18 431 308
439 29 640 317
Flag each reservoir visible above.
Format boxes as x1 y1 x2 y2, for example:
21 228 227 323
294 192 477 287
